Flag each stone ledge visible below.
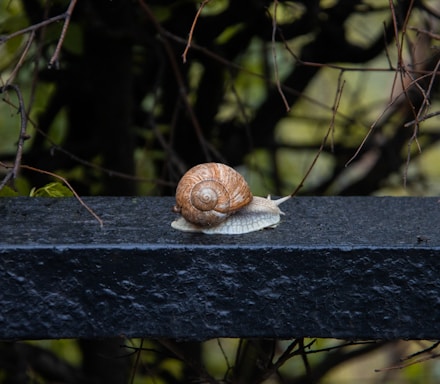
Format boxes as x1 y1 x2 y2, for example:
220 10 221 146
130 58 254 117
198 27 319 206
0 197 438 340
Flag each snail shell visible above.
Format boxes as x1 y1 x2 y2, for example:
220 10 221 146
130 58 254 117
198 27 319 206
171 163 291 234
172 163 253 227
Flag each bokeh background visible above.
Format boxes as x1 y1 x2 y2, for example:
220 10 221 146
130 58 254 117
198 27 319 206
1 0 440 383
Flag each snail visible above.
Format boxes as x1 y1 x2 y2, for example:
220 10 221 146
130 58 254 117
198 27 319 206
171 163 291 234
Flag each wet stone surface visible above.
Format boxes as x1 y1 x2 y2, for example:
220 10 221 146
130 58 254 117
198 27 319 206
0 196 439 340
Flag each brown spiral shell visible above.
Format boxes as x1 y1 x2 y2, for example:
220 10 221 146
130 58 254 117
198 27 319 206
173 163 253 226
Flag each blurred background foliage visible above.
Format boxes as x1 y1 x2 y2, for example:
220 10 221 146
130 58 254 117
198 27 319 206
1 0 440 383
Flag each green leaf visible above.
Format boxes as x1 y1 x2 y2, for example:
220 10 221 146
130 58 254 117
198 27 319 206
29 182 73 197
0 185 19 197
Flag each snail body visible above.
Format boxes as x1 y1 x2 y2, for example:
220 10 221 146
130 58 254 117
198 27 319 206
171 163 290 234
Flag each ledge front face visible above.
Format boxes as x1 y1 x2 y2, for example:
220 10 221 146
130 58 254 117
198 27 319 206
0 197 439 340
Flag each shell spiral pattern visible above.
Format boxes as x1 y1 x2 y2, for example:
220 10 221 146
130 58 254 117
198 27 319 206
173 163 253 226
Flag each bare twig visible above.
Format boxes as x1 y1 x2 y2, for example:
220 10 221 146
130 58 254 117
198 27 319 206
157 340 217 384
302 340 378 356
291 72 346 196
216 339 233 381
167 28 435 81
383 22 395 71
345 0 421 171
0 161 104 227
299 338 313 380
182 0 210 63
375 342 440 372
4 31 36 86
138 0 215 162
403 57 440 186
404 110 440 127
1 94 176 188
270 0 290 112
18 163 103 227
344 82 411 168
0 0 77 69
0 84 30 190
401 341 440 362
257 340 305 382
129 339 144 384
375 352 440 372
48 0 78 68
408 26 440 40
0 14 66 44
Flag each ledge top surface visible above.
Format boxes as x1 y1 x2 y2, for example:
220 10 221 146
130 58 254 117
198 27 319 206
0 196 438 249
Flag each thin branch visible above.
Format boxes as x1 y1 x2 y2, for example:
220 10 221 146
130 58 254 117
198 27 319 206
401 341 440 362
0 161 104 227
0 14 66 44
292 72 345 196
129 339 144 384
20 163 104 227
403 57 440 186
0 0 77 69
0 84 30 190
271 0 290 112
298 338 313 380
167 27 439 79
48 0 78 68
375 342 440 373
396 0 432 186
408 26 440 40
1 95 176 188
182 0 210 63
137 0 215 162
404 110 440 127
4 31 36 86
346 0 415 172
216 339 233 382
383 21 395 70
345 99 396 168
378 353 440 372
344 64 427 168
257 340 303 382
157 340 218 384
50 143 175 188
